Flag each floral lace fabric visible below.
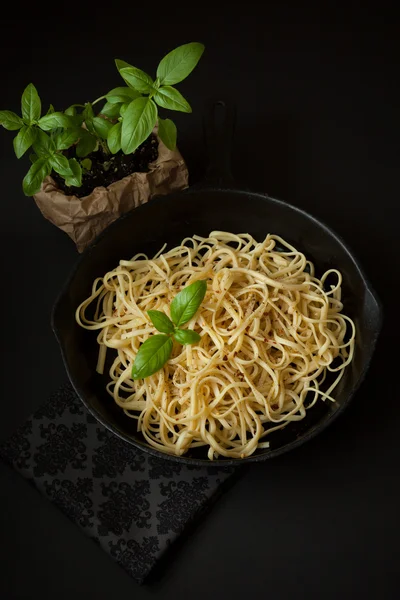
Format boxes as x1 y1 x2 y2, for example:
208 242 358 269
0 383 236 583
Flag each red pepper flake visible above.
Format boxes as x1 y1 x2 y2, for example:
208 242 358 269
271 404 279 410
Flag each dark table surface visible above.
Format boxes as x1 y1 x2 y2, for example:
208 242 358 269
1 5 398 599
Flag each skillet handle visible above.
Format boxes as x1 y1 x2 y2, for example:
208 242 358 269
365 285 384 337
194 99 236 190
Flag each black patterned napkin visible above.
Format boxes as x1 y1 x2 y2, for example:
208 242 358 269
0 384 238 584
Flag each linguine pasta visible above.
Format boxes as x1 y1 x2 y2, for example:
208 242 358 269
76 232 355 460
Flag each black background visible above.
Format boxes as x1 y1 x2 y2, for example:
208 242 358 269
1 3 399 599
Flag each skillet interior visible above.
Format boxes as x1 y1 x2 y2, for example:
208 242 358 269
52 188 382 466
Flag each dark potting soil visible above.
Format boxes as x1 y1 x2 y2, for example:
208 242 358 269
52 134 159 198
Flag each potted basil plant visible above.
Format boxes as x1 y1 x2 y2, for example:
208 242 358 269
0 42 204 251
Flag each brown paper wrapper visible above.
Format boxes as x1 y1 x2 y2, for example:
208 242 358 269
33 134 189 252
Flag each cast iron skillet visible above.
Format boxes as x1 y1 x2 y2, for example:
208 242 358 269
52 101 383 467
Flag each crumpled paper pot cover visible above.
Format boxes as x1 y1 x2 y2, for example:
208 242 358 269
34 135 189 252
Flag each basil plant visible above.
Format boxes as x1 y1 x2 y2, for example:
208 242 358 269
0 42 204 196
